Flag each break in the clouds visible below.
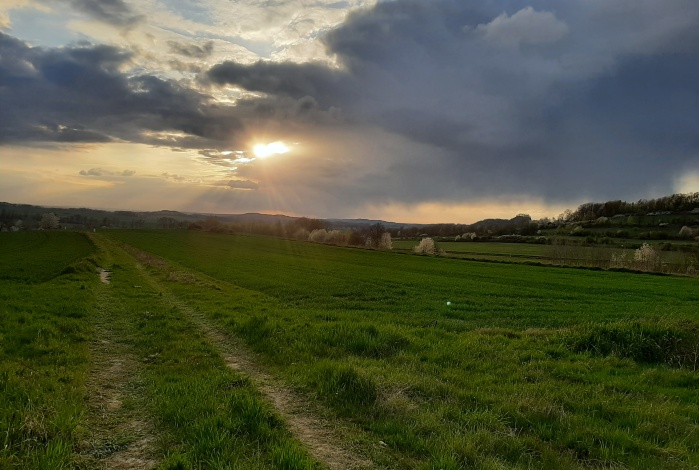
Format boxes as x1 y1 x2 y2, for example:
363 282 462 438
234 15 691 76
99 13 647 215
1 0 698 221
62 0 142 28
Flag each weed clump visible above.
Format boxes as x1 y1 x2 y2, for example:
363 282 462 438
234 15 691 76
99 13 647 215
316 324 411 358
61 259 96 276
271 443 320 470
565 320 699 369
312 363 377 408
237 315 274 345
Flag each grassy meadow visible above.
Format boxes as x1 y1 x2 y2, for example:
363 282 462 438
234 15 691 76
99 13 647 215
0 232 319 469
392 240 696 271
2 229 698 468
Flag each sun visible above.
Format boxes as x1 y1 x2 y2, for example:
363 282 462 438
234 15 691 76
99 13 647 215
253 141 289 158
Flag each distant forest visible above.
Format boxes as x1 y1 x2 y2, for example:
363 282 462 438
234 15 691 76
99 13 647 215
560 192 699 223
1 192 698 240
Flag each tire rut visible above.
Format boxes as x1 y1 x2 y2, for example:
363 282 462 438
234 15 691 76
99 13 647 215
131 260 376 470
77 274 159 469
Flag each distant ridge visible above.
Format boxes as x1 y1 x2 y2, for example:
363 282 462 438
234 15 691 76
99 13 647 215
0 201 421 230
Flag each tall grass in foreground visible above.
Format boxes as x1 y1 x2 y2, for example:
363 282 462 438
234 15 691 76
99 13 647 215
0 232 97 469
107 230 699 469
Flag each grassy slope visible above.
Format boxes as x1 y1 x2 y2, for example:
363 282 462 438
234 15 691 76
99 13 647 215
105 230 699 469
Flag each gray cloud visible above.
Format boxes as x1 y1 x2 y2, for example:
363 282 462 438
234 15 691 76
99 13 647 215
0 33 338 152
63 0 143 27
206 60 357 107
2 1 699 217
205 0 699 203
0 33 245 148
474 7 569 48
168 40 214 58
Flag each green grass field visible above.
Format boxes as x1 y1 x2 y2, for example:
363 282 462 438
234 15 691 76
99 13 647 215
0 232 319 469
103 230 699 469
0 232 97 468
2 230 698 469
393 240 695 270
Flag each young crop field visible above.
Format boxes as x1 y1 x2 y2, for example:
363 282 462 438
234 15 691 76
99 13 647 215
2 230 698 469
392 240 696 271
0 232 321 469
393 240 552 259
1 232 97 467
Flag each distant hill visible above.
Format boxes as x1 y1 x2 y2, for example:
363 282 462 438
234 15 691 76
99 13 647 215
4 191 696 236
0 202 418 231
325 218 418 230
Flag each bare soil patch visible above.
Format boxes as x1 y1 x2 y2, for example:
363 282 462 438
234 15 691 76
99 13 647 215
76 283 158 469
98 268 111 284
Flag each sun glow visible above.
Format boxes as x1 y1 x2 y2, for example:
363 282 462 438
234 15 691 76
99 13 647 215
253 141 289 158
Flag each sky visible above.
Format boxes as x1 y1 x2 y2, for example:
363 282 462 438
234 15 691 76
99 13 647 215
1 0 698 224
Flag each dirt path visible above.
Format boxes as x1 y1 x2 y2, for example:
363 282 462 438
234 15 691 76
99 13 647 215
98 268 111 284
77 272 159 469
131 259 376 470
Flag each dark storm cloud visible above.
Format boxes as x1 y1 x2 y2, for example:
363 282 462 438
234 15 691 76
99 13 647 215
0 32 342 152
168 40 214 59
207 60 357 107
0 32 244 148
205 0 699 202
3 0 699 211
63 0 143 27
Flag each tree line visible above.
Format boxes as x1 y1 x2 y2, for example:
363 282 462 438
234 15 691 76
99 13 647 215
560 192 699 223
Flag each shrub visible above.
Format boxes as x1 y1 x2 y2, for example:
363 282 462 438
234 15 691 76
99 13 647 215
293 228 309 240
379 232 392 250
679 226 695 238
565 321 699 369
413 237 436 255
308 228 346 245
326 229 347 245
313 364 377 407
634 243 659 270
40 212 60 230
347 230 365 246
308 229 329 243
571 226 590 236
609 252 628 269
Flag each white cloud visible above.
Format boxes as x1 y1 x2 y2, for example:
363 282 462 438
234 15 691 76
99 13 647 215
79 167 135 177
